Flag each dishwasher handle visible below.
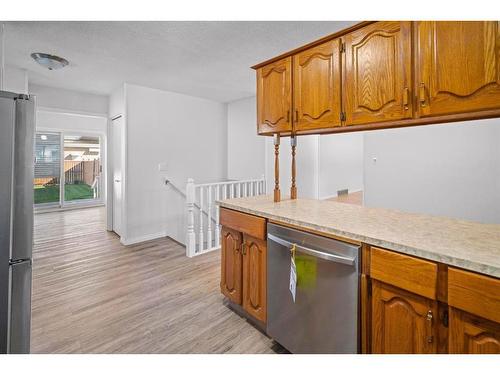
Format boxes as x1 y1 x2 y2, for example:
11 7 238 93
267 233 357 266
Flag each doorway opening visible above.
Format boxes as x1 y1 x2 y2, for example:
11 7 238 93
34 131 104 210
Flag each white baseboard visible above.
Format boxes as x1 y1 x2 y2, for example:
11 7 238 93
319 189 363 201
120 230 168 246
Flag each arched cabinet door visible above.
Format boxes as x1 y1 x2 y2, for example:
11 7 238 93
449 308 500 354
220 227 243 305
293 39 342 131
242 234 267 323
371 280 438 354
256 57 292 134
344 21 413 126
416 21 500 117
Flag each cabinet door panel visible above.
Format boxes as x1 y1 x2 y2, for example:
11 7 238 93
257 57 292 134
242 234 267 322
294 39 341 131
417 21 500 116
372 280 438 354
220 227 242 304
449 308 500 354
345 21 413 125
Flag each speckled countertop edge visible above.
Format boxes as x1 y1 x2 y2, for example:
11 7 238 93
217 196 500 278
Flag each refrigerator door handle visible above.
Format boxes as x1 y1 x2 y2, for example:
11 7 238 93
9 259 32 266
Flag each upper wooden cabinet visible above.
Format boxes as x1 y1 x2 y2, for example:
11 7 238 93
344 21 413 126
253 21 500 135
293 39 342 131
416 21 500 117
256 57 292 134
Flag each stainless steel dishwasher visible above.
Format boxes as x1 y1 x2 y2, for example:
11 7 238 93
267 223 360 354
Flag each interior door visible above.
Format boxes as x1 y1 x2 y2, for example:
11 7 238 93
344 21 413 126
112 116 123 236
416 21 500 117
294 39 342 131
256 57 292 134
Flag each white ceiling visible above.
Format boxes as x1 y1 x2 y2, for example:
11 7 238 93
4 21 356 102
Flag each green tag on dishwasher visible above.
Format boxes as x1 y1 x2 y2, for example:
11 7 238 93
295 254 317 289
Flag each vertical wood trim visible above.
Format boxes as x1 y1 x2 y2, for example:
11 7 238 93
273 134 280 202
290 136 297 199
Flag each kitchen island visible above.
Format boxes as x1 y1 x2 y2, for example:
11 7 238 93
217 195 500 354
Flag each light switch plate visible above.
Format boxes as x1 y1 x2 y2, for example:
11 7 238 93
158 162 168 172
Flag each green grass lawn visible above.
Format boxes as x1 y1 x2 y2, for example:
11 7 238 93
34 184 94 204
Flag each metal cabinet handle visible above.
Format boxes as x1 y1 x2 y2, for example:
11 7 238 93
403 87 410 110
426 310 434 344
419 83 426 107
267 233 356 266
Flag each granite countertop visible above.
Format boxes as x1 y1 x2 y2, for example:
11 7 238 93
217 195 500 278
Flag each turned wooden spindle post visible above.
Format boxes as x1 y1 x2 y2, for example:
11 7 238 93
273 133 281 202
290 135 297 199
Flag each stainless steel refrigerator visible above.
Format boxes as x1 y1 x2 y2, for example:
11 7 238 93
0 90 35 354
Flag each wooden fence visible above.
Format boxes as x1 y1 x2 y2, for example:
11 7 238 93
34 160 100 186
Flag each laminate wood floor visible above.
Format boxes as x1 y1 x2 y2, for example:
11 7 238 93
32 207 277 353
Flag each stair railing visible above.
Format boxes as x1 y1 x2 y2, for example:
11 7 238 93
186 176 266 257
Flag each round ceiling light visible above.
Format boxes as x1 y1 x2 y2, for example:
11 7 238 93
31 53 69 70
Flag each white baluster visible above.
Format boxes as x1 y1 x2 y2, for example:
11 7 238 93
251 181 255 196
215 185 220 248
198 186 204 253
223 183 227 200
207 185 212 250
243 182 247 197
186 178 196 257
230 183 234 199
261 174 266 195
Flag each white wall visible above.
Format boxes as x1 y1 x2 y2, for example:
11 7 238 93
364 119 500 224
227 96 265 180
124 83 227 244
29 83 108 115
319 133 364 199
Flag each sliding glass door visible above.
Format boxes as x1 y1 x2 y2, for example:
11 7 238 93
34 131 103 209
34 132 61 207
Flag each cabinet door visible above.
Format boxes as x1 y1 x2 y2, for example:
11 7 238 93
257 57 292 134
293 39 341 131
372 280 438 353
416 21 500 117
344 21 413 126
449 308 500 354
242 234 267 323
220 227 243 305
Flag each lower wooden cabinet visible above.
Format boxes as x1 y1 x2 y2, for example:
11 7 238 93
449 308 500 354
220 227 243 304
220 222 267 324
371 280 438 353
242 234 267 322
